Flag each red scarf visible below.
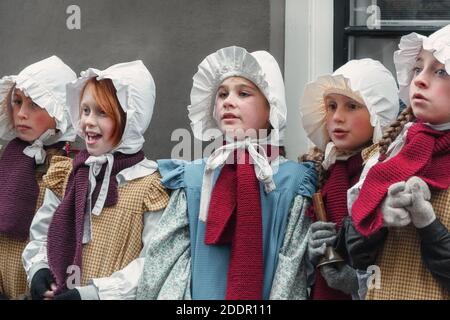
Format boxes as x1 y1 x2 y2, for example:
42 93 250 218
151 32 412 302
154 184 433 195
311 154 363 300
352 123 450 237
205 147 278 300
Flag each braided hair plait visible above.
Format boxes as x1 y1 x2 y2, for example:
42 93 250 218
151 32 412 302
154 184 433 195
378 106 415 156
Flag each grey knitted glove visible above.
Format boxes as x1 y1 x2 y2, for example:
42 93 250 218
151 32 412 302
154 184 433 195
405 176 436 229
320 263 359 295
381 181 412 227
308 221 337 266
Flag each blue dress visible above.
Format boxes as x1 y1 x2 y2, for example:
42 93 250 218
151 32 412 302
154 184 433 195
137 157 317 300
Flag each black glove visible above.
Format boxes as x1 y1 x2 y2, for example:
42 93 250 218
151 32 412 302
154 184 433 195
320 263 359 295
53 288 81 300
30 268 56 300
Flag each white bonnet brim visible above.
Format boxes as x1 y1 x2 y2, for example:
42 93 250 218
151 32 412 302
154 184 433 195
394 24 450 104
300 58 399 151
188 46 287 146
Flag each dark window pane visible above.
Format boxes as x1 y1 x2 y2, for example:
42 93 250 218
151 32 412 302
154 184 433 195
351 0 450 26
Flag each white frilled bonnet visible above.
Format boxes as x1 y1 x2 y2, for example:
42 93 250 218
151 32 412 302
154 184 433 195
300 58 400 152
0 55 77 144
66 60 156 154
190 46 287 222
66 61 156 218
188 46 287 146
394 24 450 104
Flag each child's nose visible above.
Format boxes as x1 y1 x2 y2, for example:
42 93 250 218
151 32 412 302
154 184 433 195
223 94 237 109
413 72 429 89
16 105 29 119
84 113 97 126
332 106 345 122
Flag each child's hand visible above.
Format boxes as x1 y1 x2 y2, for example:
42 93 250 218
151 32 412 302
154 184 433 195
381 181 412 227
320 263 359 295
53 288 81 300
308 221 337 266
43 283 57 300
30 268 57 300
405 176 436 229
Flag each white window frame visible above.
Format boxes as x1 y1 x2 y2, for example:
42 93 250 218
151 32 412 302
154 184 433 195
284 0 334 160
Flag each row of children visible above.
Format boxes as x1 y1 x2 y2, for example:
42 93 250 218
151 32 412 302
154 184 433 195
0 24 449 300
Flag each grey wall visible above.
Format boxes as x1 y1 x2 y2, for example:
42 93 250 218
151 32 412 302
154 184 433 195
0 0 285 159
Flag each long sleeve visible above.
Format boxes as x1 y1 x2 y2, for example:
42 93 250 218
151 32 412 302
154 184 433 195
22 188 61 284
418 219 450 291
270 195 312 300
85 209 164 300
136 189 192 300
335 216 388 270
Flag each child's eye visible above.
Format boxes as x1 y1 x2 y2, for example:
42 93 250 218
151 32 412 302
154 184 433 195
412 66 422 75
436 68 449 77
348 103 360 110
326 102 337 111
11 99 22 107
239 91 250 97
98 110 107 117
30 101 39 109
218 91 228 99
81 106 90 115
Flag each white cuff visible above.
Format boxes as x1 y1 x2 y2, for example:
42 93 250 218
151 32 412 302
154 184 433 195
76 284 100 300
27 263 50 285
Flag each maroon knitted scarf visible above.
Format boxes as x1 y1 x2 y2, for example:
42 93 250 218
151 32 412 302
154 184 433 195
352 123 450 237
311 154 363 300
47 149 144 293
0 138 65 241
205 147 278 300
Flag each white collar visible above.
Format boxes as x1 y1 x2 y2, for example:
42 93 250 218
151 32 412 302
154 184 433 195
425 122 450 131
116 158 158 186
321 141 359 170
84 155 157 216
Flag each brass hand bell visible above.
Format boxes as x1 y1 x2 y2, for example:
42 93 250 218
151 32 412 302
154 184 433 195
312 192 345 267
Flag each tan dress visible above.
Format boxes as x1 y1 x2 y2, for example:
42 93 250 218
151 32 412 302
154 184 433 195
43 156 169 286
367 187 450 300
0 177 46 299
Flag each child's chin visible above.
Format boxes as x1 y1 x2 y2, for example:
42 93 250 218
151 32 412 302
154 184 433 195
86 144 114 156
86 146 101 156
15 132 36 143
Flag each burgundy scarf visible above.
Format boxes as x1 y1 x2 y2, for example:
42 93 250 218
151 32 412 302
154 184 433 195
205 147 278 300
47 150 144 293
0 138 65 241
311 154 363 300
352 123 450 237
